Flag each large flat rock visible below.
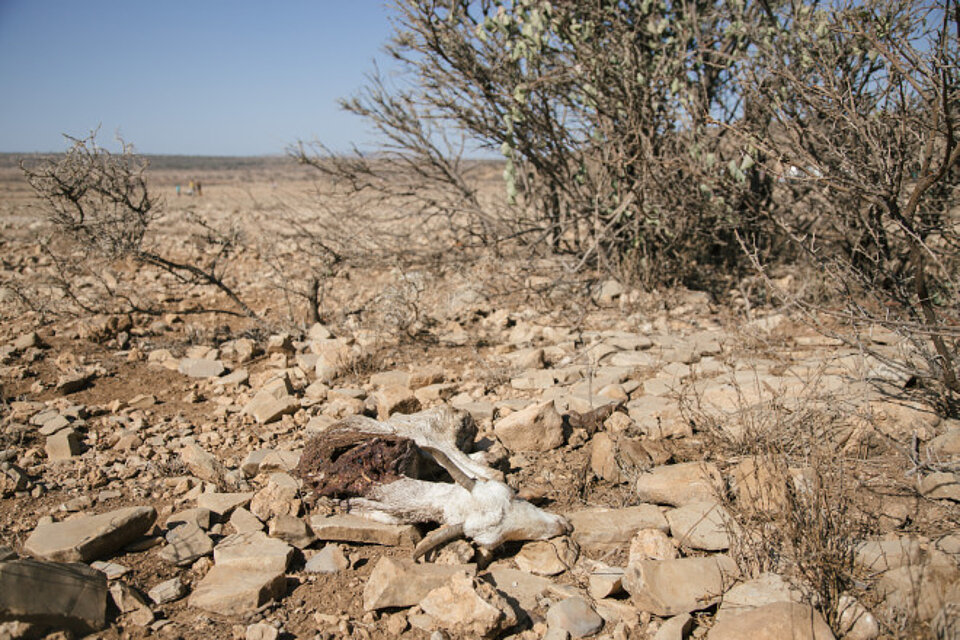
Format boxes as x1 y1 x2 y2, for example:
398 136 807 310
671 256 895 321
214 531 293 573
624 555 739 616
635 462 723 506
568 505 668 551
189 565 286 616
310 514 421 547
363 557 476 611
23 506 157 563
0 558 107 633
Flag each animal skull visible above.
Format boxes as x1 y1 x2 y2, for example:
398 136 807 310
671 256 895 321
296 405 570 559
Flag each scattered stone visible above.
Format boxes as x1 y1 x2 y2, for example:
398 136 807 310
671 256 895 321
0 558 107 633
877 561 960 622
108 581 154 625
855 537 922 573
652 613 693 640
250 472 301 521
493 401 565 452
259 450 301 474
714 573 803 623
373 385 421 419
304 544 350 574
730 456 788 515
588 564 625 600
0 463 30 497
214 531 293 573
635 462 723 506
568 505 668 552
310 514 421 547
419 571 517 639
159 522 214 566
197 492 253 518
628 528 677 563
55 370 93 394
665 501 736 551
89 560 129 579
245 622 280 640
178 358 225 378
362 557 476 611
836 594 880 640
515 538 578 576
624 555 739 616
45 429 81 460
165 507 212 531
268 514 315 548
24 506 157 562
486 566 577 611
189 565 286 616
180 444 227 485
920 472 960 501
707 602 835 640
546 596 604 639
242 388 300 425
148 577 187 605
229 507 264 534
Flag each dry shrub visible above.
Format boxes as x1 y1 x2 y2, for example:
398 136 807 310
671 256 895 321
683 371 887 635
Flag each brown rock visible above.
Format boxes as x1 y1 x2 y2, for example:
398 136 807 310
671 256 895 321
362 557 476 611
707 602 834 640
24 506 157 563
494 401 565 452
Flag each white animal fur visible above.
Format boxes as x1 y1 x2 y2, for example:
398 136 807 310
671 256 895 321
328 406 570 552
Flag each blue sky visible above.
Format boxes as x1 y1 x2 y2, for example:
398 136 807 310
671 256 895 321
0 1 399 155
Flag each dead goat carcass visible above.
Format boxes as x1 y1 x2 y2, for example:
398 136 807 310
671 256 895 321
296 405 570 559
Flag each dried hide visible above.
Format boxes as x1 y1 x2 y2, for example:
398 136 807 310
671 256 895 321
296 405 570 558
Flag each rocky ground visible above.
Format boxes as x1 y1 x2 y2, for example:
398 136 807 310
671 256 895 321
1 158 959 640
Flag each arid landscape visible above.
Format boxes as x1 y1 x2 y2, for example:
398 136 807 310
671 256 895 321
1 154 959 640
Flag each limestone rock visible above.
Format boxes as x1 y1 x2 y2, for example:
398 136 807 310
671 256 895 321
920 472 960 501
419 571 517 639
229 507 264 534
836 594 879 640
189 565 286 616
855 537 922 573
515 538 578 576
588 565 625 600
624 555 739 616
24 506 156 563
652 613 693 640
250 473 301 521
196 492 254 518
310 514 421 547
180 444 226 485
665 501 737 551
635 462 723 506
628 528 677 563
0 558 107 633
148 577 187 605
373 385 421 419
486 566 566 611
494 401 565 452
546 596 604 639
715 573 803 623
730 456 789 515
45 429 82 460
878 561 960 622
268 514 315 548
214 531 293 573
159 522 214 566
568 505 668 552
304 544 350 574
706 602 835 640
362 557 476 611
178 358 225 378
